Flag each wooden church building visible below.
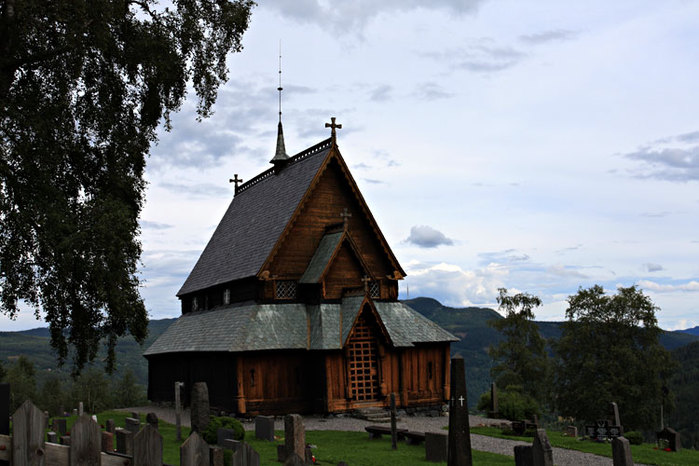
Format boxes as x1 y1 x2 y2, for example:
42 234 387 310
144 118 457 414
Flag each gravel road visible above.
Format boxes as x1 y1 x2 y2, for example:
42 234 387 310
124 407 646 465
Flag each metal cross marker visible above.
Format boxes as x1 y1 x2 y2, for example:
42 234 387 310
458 395 465 407
229 174 243 188
325 116 342 139
340 208 352 228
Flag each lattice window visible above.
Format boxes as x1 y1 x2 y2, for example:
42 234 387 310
347 314 380 401
275 280 297 299
369 281 380 298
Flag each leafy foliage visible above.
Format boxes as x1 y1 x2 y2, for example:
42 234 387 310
668 340 699 449
477 384 541 421
488 288 551 406
5 355 36 411
625 431 643 445
554 285 675 430
202 416 245 445
0 0 254 373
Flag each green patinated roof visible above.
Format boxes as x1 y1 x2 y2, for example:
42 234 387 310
299 232 344 284
144 298 458 356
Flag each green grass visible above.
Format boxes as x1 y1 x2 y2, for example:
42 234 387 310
470 426 699 466
245 430 512 466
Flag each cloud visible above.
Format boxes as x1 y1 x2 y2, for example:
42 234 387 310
643 263 664 272
637 280 699 293
478 249 530 265
405 225 454 248
369 84 393 102
519 29 577 44
546 265 589 279
621 130 699 181
421 40 525 74
140 220 174 230
160 182 231 199
363 178 384 184
413 82 454 101
262 0 485 33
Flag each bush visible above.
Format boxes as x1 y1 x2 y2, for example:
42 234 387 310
625 431 643 445
498 386 541 421
202 416 245 445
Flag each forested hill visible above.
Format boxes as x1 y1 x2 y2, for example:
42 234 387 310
402 297 699 406
1 298 697 405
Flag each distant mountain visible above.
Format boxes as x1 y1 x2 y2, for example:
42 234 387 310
676 326 699 336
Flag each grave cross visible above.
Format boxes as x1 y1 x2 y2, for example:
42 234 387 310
229 174 243 192
340 208 352 229
325 117 342 139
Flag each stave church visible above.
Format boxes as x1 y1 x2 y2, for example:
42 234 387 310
144 116 457 415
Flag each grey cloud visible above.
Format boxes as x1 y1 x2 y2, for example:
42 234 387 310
546 265 589 279
519 29 577 44
140 220 174 230
623 146 699 181
422 40 525 75
479 249 530 264
413 82 454 101
405 225 454 248
676 130 699 143
262 0 486 33
160 182 231 199
363 179 384 184
369 84 393 102
643 263 664 272
640 211 671 218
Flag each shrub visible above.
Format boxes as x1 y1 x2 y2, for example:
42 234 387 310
625 431 643 445
498 386 541 421
202 416 245 445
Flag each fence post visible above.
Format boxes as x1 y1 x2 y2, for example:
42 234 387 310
11 400 46 466
180 431 209 466
133 424 163 466
70 414 101 466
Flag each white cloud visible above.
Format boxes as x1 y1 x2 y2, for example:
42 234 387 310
405 225 454 248
637 280 699 292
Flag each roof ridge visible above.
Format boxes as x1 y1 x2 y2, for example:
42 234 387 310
236 138 333 195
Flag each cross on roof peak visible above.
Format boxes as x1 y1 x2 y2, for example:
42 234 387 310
229 174 243 193
325 117 342 141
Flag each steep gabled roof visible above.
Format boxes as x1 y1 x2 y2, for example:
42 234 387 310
178 139 332 296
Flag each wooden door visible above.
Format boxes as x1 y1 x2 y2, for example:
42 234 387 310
346 312 380 402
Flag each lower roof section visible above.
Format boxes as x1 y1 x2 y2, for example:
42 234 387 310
143 298 458 356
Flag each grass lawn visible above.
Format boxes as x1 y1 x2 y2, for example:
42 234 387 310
470 426 699 466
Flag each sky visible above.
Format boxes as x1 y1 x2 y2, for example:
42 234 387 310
3 0 699 332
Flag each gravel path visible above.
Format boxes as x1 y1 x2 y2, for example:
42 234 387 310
124 407 645 465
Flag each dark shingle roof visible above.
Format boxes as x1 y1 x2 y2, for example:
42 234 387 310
178 140 332 296
144 298 457 356
299 232 343 284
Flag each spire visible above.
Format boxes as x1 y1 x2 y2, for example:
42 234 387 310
270 41 289 168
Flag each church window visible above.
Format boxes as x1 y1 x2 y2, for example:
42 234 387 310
223 288 231 305
369 281 380 298
275 280 297 300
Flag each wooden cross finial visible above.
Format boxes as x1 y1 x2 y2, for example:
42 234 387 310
340 208 352 230
229 174 243 193
361 275 372 294
325 117 342 140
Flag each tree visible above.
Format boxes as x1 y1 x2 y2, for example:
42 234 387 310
71 366 111 414
39 374 70 416
0 0 254 372
111 368 146 408
488 288 550 406
6 355 37 411
554 285 675 430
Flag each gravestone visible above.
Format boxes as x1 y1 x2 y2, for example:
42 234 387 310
72 408 78 416
47 431 59 443
175 381 184 441
191 382 210 433
115 427 134 455
131 411 139 419
277 444 287 462
70 415 101 466
283 453 304 466
255 415 275 441
232 442 260 466
565 426 578 438
514 445 533 466
447 356 472 466
585 419 622 441
656 427 681 451
610 402 621 427
532 429 553 466
61 435 71 445
44 411 50 429
0 384 8 437
180 431 209 466
101 431 114 452
210 446 224 466
54 417 67 436
133 424 163 466
125 416 141 434
223 439 241 452
105 418 115 434
78 401 84 416
489 382 499 418
305 446 313 464
612 436 634 466
425 432 448 462
146 412 159 430
390 393 398 450
284 414 305 461
218 427 238 446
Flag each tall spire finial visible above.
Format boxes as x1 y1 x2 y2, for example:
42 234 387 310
270 40 289 167
325 117 342 141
